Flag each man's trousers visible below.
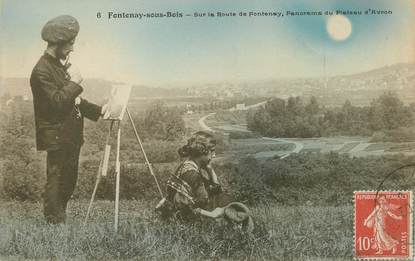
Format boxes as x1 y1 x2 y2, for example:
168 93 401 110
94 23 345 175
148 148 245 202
44 144 81 224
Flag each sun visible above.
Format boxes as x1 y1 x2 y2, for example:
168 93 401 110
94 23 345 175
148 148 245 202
326 15 352 41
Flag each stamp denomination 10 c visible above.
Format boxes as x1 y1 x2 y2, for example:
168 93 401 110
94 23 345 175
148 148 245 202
354 191 412 260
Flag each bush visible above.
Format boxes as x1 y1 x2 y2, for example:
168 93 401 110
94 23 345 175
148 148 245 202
228 131 259 140
222 156 274 205
143 101 185 141
75 160 177 200
214 152 415 207
1 136 45 201
248 93 415 138
2 158 45 201
260 152 415 206
370 127 415 142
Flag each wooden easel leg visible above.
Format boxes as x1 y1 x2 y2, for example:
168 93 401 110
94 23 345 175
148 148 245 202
114 121 122 233
126 108 164 199
83 157 103 226
101 122 114 177
84 122 114 226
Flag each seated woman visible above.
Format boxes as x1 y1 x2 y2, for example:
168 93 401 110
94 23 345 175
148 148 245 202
157 131 221 221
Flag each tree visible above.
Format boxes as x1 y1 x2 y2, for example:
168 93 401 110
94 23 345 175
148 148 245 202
369 92 413 131
265 98 286 118
305 96 320 115
143 101 185 141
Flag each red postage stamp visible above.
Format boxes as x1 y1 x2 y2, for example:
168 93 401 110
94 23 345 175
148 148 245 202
354 191 413 260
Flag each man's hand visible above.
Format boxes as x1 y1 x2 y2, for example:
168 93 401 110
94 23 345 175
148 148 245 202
75 96 81 105
67 65 83 84
101 103 109 116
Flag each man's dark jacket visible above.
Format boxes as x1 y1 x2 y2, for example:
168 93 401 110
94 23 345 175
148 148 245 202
30 53 102 151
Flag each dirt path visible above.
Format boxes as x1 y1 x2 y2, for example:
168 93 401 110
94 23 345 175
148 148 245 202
198 113 216 132
197 101 306 159
198 111 304 159
262 137 304 158
196 104 411 158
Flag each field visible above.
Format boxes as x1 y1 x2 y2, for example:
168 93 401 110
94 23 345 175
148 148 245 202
3 95 415 260
0 200 353 260
199 110 415 158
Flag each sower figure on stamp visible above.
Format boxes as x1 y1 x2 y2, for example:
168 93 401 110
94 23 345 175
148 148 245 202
30 15 108 224
363 196 402 255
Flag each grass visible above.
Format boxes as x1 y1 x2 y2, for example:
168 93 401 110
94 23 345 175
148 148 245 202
230 141 295 154
0 200 354 260
208 111 247 126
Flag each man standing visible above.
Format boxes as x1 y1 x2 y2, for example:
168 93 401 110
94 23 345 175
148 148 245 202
30 15 107 224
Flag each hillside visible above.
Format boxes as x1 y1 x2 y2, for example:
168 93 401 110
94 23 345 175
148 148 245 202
188 63 415 106
0 78 187 102
1 63 414 106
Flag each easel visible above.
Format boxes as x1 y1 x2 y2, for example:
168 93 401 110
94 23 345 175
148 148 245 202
83 108 164 232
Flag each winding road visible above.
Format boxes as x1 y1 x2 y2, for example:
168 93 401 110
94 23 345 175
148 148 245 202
198 113 216 132
198 101 305 159
262 137 304 159
196 105 404 159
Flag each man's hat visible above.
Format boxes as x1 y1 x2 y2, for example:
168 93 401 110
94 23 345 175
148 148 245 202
41 15 79 44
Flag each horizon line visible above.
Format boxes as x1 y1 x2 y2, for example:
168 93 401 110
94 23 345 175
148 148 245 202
1 61 413 88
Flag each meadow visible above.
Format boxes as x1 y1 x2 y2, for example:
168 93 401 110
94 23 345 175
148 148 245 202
2 97 415 260
0 200 353 260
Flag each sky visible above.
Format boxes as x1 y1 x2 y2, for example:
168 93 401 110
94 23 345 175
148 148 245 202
0 0 414 86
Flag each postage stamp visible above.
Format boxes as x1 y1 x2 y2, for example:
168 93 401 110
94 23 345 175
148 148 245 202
354 191 413 260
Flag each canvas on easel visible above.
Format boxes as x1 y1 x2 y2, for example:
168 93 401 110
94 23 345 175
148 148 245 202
100 84 131 178
103 84 132 121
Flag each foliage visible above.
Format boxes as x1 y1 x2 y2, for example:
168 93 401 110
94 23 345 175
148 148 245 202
247 92 415 140
206 152 415 207
143 101 186 141
1 148 45 201
0 101 44 201
370 127 415 143
224 157 274 205
0 99 185 201
368 92 414 131
228 131 259 140
75 161 177 200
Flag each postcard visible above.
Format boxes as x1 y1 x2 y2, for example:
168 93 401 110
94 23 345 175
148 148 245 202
0 0 414 260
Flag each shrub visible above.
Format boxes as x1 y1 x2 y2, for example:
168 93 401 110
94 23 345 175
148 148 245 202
223 156 274 205
75 160 177 200
370 127 415 143
2 148 45 201
228 131 259 140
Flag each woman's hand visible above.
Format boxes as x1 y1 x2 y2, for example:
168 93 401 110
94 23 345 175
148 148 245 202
209 183 223 195
193 208 202 215
205 164 220 185
205 163 214 172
